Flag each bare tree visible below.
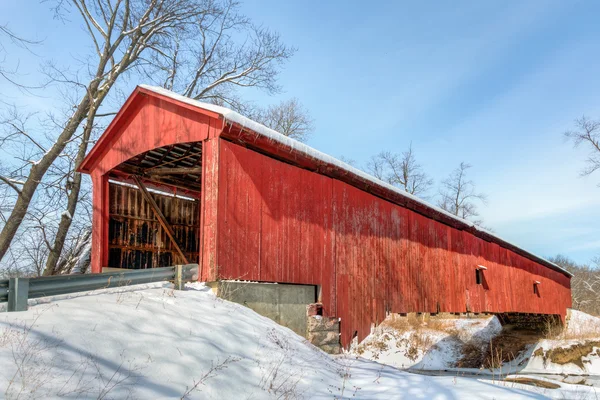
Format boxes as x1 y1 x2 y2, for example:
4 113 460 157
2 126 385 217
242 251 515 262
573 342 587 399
437 162 487 224
255 98 314 142
550 255 600 315
367 144 433 198
564 116 600 185
0 0 295 272
209 96 314 142
338 155 358 168
148 0 294 103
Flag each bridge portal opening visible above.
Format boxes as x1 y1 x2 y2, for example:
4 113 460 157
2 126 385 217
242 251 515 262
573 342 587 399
105 141 203 270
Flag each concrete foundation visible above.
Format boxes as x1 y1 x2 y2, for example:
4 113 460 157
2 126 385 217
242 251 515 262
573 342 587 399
210 281 316 337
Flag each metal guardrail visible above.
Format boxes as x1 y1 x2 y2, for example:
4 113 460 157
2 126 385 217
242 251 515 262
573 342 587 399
0 279 8 303
2 264 198 311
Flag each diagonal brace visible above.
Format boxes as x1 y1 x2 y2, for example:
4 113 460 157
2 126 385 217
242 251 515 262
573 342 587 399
133 176 189 264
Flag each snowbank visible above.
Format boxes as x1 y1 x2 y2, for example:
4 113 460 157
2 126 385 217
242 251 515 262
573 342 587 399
564 310 600 339
352 315 502 370
355 309 600 381
515 311 600 376
0 283 547 399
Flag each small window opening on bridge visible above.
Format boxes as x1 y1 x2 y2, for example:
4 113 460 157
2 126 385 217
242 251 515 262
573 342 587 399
475 269 482 285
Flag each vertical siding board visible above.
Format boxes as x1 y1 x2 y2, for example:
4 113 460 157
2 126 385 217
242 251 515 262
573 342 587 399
201 137 219 281
217 140 261 280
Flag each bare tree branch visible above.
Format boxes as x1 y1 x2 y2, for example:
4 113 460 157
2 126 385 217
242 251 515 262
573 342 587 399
564 116 600 185
367 144 433 198
258 98 313 142
437 162 487 224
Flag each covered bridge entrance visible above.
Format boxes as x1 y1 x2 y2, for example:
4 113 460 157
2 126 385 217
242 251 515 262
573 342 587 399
105 141 203 269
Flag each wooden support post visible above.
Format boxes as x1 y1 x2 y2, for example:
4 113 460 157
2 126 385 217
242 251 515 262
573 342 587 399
133 176 189 264
8 278 29 312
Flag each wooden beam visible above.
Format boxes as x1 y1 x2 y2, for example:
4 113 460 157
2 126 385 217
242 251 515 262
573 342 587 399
147 149 203 170
147 167 203 176
110 167 202 194
133 176 189 264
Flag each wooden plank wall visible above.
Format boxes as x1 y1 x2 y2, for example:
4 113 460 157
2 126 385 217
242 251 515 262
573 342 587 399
108 182 200 269
216 139 336 314
215 140 572 347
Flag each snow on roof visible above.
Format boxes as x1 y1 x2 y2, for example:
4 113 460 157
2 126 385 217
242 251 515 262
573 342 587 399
138 84 571 277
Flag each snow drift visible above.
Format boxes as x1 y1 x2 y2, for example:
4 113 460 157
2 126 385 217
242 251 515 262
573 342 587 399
0 282 556 399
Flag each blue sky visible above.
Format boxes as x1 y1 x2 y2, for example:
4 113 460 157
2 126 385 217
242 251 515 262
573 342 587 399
1 1 599 264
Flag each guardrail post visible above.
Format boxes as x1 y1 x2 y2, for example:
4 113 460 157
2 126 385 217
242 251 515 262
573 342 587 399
8 278 29 312
174 265 184 290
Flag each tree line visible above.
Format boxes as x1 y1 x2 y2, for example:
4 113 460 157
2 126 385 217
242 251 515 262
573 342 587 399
550 255 600 316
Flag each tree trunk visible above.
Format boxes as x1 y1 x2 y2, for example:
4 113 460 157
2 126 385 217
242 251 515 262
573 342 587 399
42 113 96 275
0 94 92 262
42 173 83 275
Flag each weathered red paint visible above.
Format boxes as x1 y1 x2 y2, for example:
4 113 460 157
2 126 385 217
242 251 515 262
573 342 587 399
80 87 572 347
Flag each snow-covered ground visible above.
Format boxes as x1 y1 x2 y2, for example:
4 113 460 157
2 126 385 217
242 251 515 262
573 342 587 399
353 310 600 373
0 282 573 399
352 315 503 370
516 310 600 376
352 310 600 399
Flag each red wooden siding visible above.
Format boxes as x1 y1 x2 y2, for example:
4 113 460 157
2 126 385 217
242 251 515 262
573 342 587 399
216 140 336 316
215 139 571 346
90 95 219 176
200 138 220 281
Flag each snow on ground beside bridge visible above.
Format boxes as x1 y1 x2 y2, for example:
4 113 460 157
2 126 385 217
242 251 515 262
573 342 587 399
0 282 555 399
516 310 600 376
354 310 600 376
353 309 600 398
351 313 502 370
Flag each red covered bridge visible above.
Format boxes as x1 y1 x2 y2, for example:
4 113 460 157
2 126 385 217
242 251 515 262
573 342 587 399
80 85 572 346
